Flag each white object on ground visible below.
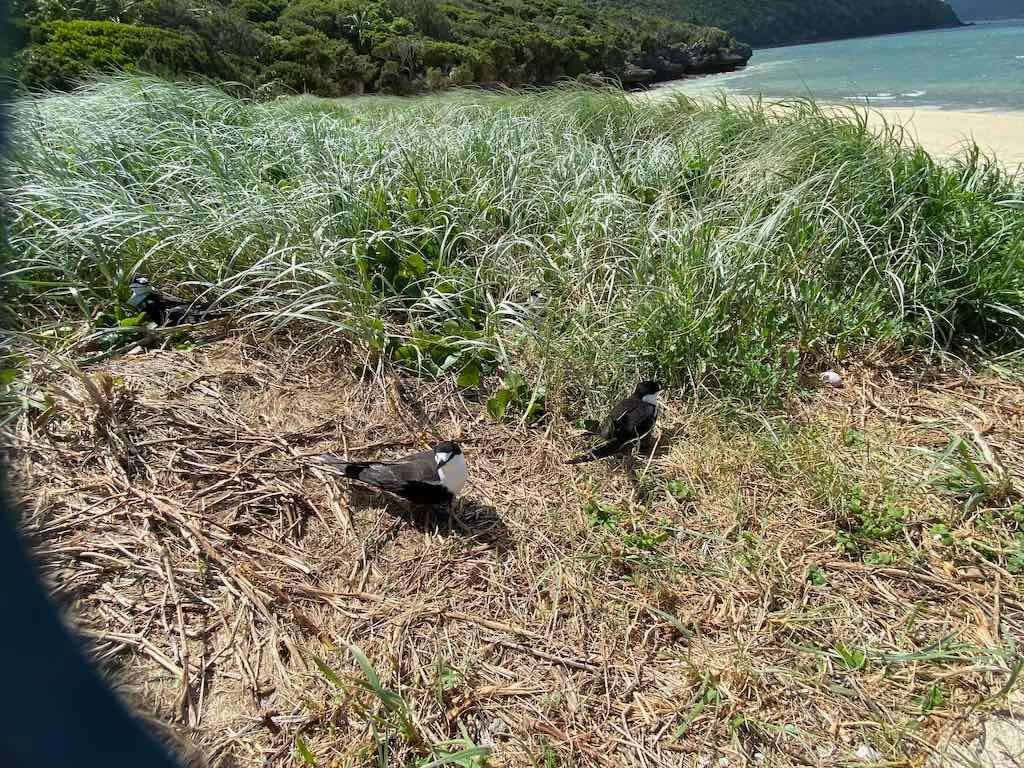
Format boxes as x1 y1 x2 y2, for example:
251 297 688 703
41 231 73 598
855 744 882 762
820 370 844 388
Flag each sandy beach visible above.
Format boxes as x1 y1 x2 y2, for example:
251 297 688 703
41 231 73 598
863 106 1024 168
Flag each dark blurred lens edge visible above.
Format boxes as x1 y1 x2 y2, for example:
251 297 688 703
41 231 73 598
0 468 188 767
0 3 183 763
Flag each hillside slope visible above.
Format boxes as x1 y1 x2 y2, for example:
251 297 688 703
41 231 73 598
9 0 750 94
594 0 963 46
949 0 1023 19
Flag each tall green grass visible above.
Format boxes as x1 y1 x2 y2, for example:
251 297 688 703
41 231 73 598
3 77 1023 411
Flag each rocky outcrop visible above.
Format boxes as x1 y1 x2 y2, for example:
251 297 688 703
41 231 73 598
626 41 752 86
621 62 658 85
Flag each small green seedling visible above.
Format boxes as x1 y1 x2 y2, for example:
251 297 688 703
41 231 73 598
295 734 316 766
838 487 909 555
487 372 545 423
1008 536 1024 574
434 660 461 701
807 567 827 586
930 523 954 547
584 500 622 530
832 643 867 671
667 480 696 502
918 685 945 714
842 428 866 448
623 522 671 551
863 550 896 566
416 741 490 767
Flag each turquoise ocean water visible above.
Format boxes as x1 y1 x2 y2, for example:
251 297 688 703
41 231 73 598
659 20 1024 111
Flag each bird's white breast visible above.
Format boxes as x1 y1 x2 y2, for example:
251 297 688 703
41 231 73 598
642 393 659 406
437 453 467 494
128 286 150 308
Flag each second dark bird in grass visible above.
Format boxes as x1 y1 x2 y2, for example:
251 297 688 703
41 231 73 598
129 276 228 326
567 381 662 464
311 440 467 507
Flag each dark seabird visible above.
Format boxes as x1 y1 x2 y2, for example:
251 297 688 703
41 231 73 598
567 381 662 464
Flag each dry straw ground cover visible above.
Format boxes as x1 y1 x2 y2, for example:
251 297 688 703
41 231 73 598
5 337 1023 768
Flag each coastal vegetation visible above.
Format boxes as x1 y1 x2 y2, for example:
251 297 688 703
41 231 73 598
7 0 749 95
4 79 1024 767
6 79 1022 404
5 0 968 95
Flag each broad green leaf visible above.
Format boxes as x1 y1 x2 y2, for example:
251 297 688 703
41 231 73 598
438 352 462 373
349 644 404 711
487 388 512 420
395 344 420 362
918 685 945 713
404 252 428 276
807 567 827 586
503 372 526 392
457 362 482 389
348 644 382 691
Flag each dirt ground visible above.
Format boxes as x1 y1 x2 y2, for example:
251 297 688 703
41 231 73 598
5 338 1024 767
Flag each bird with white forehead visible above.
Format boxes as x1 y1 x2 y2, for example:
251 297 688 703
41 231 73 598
128 275 228 326
311 440 467 507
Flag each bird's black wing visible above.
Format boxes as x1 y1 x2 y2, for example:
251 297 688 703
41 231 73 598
135 296 165 325
568 396 658 464
315 449 441 493
353 451 439 489
603 396 657 442
163 303 229 327
599 398 628 440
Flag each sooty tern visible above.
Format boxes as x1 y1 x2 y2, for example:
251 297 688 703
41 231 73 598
567 381 662 464
313 441 467 506
128 276 228 326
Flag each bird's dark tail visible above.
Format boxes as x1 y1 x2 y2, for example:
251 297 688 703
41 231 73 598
194 308 230 320
311 456 370 479
565 440 623 465
172 306 230 325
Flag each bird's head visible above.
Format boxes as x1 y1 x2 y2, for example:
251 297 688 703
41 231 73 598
634 381 662 398
433 441 463 466
128 276 154 306
634 380 662 406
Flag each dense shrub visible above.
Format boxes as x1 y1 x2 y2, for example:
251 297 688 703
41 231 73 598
7 0 751 95
266 32 373 95
14 20 207 89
